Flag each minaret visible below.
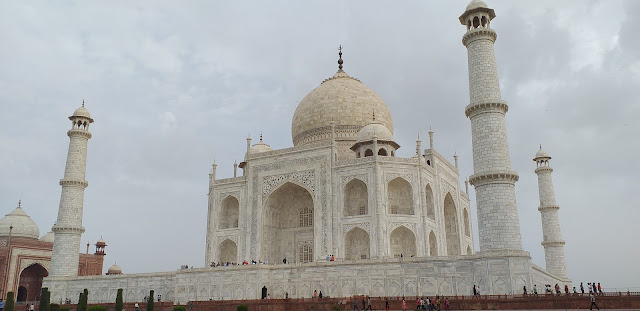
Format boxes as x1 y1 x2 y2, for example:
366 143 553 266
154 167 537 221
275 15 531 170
50 102 93 277
533 147 568 279
460 1 523 251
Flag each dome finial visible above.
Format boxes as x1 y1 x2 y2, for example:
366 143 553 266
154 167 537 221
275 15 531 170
82 99 85 108
260 132 263 142
372 110 375 121
338 45 344 70
17 199 21 208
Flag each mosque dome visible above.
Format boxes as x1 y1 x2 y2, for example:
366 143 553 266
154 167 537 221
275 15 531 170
39 231 55 243
356 120 393 142
0 202 40 239
96 237 107 246
250 136 273 154
107 264 122 275
466 0 488 11
534 147 551 160
72 106 91 118
291 69 393 147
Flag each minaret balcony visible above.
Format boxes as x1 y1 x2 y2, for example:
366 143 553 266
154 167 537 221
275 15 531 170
462 28 497 46
67 129 92 139
469 170 519 186
538 205 560 212
59 179 89 188
465 100 509 118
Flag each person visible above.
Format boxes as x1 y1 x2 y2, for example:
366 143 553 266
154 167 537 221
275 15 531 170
285 292 289 299
523 285 527 295
29 304 34 311
533 284 538 296
581 282 585 294
573 286 577 294
555 283 560 294
353 298 360 311
436 296 441 311
362 297 366 310
597 283 602 295
565 284 569 294
444 297 450 311
134 303 139 311
319 291 323 299
473 285 477 297
266 294 271 299
417 297 421 310
592 282 597 295
366 297 372 311
588 283 593 294
589 293 600 310
0 299 4 311
314 290 318 298
283 257 287 264
402 297 407 311
385 297 389 311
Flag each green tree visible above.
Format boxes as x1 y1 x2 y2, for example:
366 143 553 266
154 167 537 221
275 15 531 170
39 288 48 311
43 288 51 311
77 289 88 311
172 307 186 311
5 292 15 311
146 290 154 311
87 306 106 311
115 289 123 311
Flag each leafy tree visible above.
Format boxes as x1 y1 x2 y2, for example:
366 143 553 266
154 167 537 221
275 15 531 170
77 289 88 311
43 288 51 311
39 288 48 311
88 306 106 311
146 290 154 311
115 289 123 311
5 292 15 311
172 307 186 311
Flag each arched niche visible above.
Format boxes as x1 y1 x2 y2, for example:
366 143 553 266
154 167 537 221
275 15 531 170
344 227 370 260
429 231 438 256
444 193 460 256
344 179 368 217
262 182 314 264
218 239 237 264
389 226 416 258
463 208 471 237
467 245 472 255
387 178 414 215
425 184 435 220
18 263 48 301
364 149 373 157
378 148 388 156
219 196 239 229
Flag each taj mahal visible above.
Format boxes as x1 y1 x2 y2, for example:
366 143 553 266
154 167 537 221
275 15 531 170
28 0 572 304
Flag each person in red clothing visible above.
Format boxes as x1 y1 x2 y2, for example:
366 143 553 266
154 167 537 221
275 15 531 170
565 284 569 294
597 283 602 295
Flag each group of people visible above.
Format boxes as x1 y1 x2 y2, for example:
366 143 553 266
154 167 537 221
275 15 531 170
346 296 449 311
210 259 271 267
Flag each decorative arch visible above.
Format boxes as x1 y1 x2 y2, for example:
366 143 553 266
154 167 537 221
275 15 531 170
467 245 472 255
387 178 414 215
428 231 438 256
425 184 435 220
444 193 460 256
218 239 237 264
18 263 48 302
220 196 240 229
378 148 388 156
262 182 314 264
364 149 373 157
463 208 471 237
389 226 416 258
344 179 368 217
344 227 370 260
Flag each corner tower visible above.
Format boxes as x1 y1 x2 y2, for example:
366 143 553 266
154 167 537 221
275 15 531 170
460 1 523 251
533 148 568 279
50 102 94 277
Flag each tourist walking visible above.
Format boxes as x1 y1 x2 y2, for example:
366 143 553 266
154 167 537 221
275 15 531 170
314 290 318 298
444 297 450 310
565 284 569 294
402 297 407 311
366 297 372 311
597 282 602 295
362 297 366 310
473 285 477 297
353 298 360 311
385 297 390 311
319 291 323 299
590 293 600 310
523 285 527 295
533 284 538 296
580 282 585 294
592 282 597 294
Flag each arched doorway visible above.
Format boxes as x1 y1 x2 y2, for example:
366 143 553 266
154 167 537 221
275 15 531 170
428 231 438 256
262 182 314 263
389 226 416 258
344 227 370 260
17 286 27 302
18 263 48 302
344 179 368 217
387 178 413 215
219 196 240 229
444 193 460 255
218 239 237 264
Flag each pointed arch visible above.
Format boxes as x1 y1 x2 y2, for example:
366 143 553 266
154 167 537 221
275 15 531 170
390 226 416 258
18 263 48 302
388 177 414 215
444 193 460 255
344 179 368 216
463 208 471 237
220 196 239 229
429 231 438 256
364 149 373 157
218 239 237 264
344 227 370 260
378 148 388 156
467 245 472 255
425 184 435 220
262 182 314 264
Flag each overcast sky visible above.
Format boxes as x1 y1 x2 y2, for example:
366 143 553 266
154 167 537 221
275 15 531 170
1 0 638 291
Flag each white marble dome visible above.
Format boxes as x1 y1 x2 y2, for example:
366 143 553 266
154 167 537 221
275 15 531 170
0 204 40 239
356 120 393 142
466 0 488 11
39 231 55 243
107 264 122 275
535 148 550 159
291 69 393 146
72 106 91 118
250 141 272 154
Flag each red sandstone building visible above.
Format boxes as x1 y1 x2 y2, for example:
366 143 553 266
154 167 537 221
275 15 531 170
0 202 107 302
